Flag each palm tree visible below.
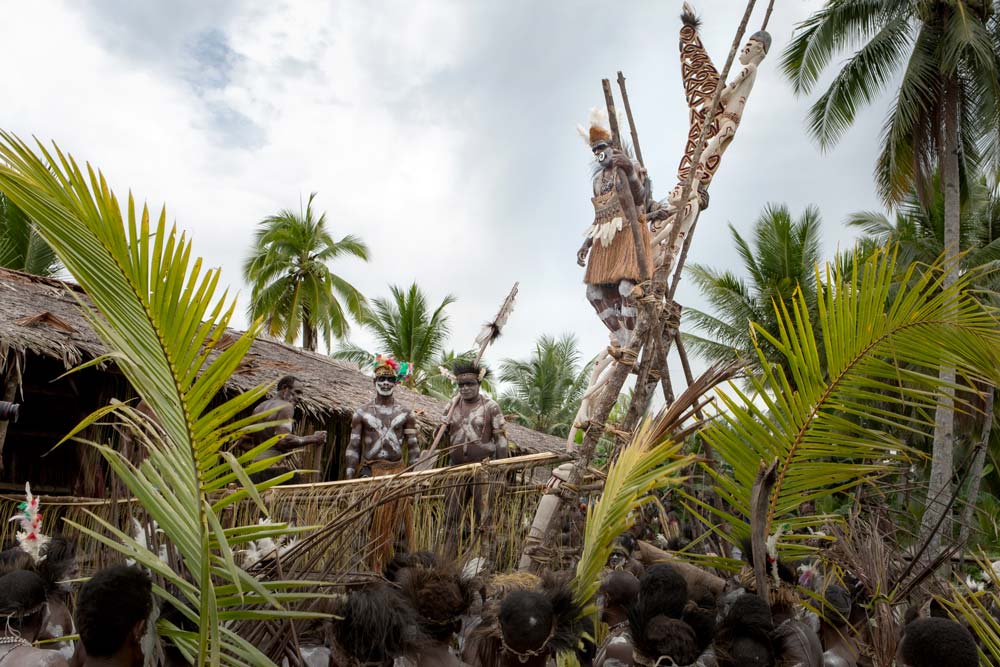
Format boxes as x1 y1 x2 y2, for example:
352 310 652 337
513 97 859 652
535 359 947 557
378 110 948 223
333 283 455 393
0 192 60 276
683 204 823 383
498 334 590 437
243 193 369 352
849 174 1000 548
781 0 1000 560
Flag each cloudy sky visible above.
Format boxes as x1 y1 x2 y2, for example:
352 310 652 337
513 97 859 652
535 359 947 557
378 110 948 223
3 1 894 392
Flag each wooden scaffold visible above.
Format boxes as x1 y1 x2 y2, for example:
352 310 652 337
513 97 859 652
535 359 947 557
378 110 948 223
520 0 778 571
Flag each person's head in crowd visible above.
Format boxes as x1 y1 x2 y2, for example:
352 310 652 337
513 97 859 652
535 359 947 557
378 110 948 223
598 570 639 626
714 593 775 667
37 536 78 596
633 615 700 665
823 585 852 628
335 583 422 665
400 564 473 644
383 550 437 583
896 617 979 667
498 590 554 665
0 569 48 642
76 565 152 667
638 564 688 620
0 547 34 578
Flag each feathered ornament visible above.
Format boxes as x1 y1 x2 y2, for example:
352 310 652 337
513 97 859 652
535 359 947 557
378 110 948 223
765 524 788 584
374 354 411 382
576 107 613 147
10 482 49 562
438 366 457 383
475 283 519 348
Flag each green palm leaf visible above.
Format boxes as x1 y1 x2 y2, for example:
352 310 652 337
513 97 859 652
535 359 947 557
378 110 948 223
690 247 1000 560
0 134 327 667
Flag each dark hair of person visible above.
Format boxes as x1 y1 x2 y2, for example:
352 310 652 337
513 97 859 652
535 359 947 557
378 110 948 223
400 565 473 642
277 375 300 391
383 551 438 583
637 564 688 619
499 590 554 655
640 615 700 665
0 548 34 578
899 617 979 667
600 571 640 610
335 584 422 663
614 532 638 554
452 361 490 381
36 536 77 593
714 593 775 667
823 585 852 626
76 565 152 657
0 569 46 619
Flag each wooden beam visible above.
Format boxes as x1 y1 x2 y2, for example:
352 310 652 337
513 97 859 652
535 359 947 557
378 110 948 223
602 79 622 148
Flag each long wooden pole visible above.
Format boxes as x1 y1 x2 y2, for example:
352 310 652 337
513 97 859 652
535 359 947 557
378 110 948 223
616 71 644 167
602 79 622 148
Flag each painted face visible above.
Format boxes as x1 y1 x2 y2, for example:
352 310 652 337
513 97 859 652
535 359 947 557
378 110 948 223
740 38 765 65
458 378 480 401
375 375 397 397
592 141 613 168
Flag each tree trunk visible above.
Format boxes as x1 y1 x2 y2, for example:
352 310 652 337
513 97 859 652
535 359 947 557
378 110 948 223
302 321 316 352
919 74 961 567
958 385 994 566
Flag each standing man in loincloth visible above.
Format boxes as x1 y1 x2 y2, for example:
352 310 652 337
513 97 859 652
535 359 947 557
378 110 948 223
345 356 421 569
441 360 508 555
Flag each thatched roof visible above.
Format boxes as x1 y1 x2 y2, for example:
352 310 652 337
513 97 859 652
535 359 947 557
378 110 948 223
0 267 565 455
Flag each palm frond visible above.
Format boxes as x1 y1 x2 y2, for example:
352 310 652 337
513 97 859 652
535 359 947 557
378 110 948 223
0 134 324 666
689 247 1000 560
572 361 741 613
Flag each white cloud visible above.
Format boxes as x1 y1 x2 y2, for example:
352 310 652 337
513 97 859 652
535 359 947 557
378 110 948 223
3 0 896 399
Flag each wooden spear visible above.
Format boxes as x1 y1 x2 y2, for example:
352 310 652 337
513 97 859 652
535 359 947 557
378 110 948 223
415 283 519 470
602 79 622 149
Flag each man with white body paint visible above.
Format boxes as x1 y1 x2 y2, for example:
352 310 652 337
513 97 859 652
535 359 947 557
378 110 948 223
345 356 421 479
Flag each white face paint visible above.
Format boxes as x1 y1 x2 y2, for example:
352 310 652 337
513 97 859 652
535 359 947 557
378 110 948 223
375 376 396 397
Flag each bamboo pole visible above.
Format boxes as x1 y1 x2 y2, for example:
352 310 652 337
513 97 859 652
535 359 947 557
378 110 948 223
616 71 644 167
602 79 622 148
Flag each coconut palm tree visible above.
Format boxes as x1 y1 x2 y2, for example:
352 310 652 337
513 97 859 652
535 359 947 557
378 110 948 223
498 334 590 438
333 283 455 393
781 0 1000 560
0 134 320 666
849 174 1000 548
0 192 60 276
683 203 823 383
243 193 369 352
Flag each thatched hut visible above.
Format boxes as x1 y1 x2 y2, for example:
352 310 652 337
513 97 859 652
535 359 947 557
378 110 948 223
0 267 565 496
